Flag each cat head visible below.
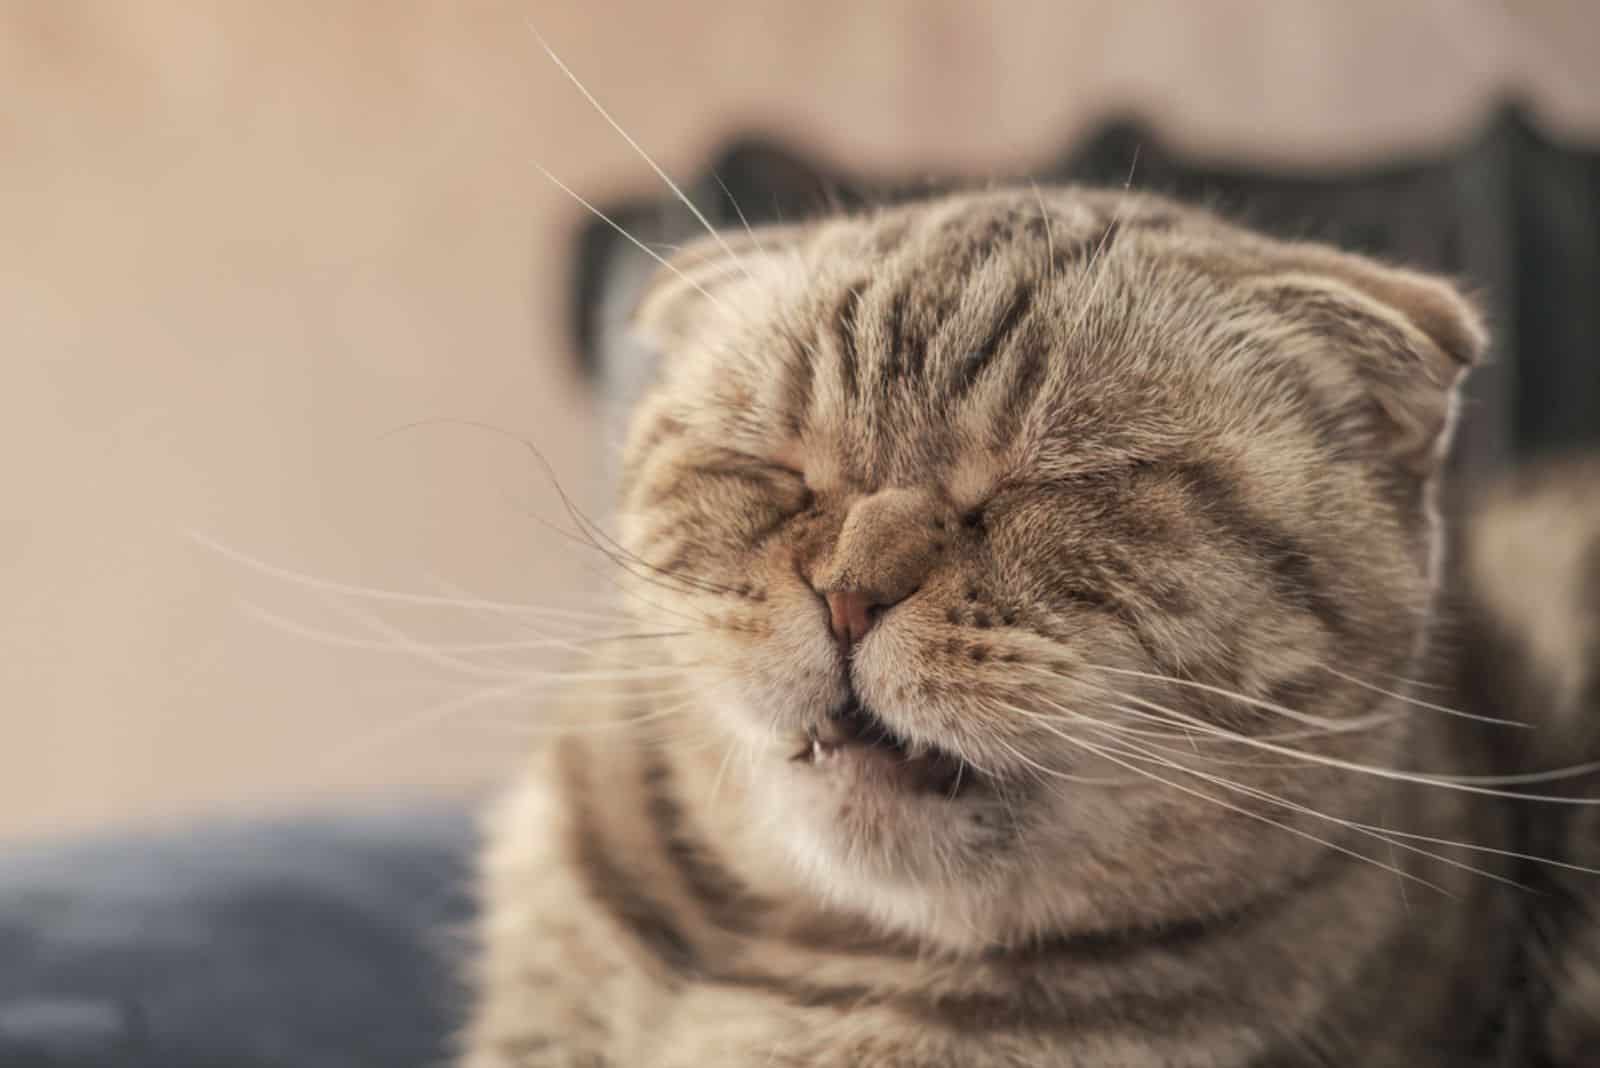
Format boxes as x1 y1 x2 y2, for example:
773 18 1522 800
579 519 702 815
614 187 1482 948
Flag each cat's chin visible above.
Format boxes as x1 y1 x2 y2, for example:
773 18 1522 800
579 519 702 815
763 758 1053 951
763 704 1023 907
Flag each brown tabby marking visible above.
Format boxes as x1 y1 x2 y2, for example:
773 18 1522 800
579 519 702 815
465 187 1600 1067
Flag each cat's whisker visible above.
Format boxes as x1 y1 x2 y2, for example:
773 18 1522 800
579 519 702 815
1024 721 1452 895
559 548 731 631
300 580 702 686
307 585 540 681
1316 663 1529 728
713 171 772 266
477 689 719 740
1333 819 1600 877
490 428 751 601
999 697 1312 777
525 25 753 282
526 538 728 635
1096 684 1441 765
1084 731 1536 892
247 583 709 686
378 418 750 610
1021 671 1598 800
1367 669 1452 693
241 601 684 660
315 675 543 771
999 693 1206 747
1076 663 1392 733
188 528 634 624
1041 708 1206 745
1018 663 1398 745
1080 679 1600 801
507 666 720 684
525 484 720 598
318 665 742 767
981 726 1134 787
532 496 737 599
1123 734 1600 884
534 164 735 312
1089 689 1402 746
1086 712 1325 770
1014 696 1424 872
466 709 686 740
415 573 568 673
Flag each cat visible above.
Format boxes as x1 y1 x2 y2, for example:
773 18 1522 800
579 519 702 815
462 185 1600 1066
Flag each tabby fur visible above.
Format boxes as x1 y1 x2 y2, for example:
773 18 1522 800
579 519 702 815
464 188 1600 1067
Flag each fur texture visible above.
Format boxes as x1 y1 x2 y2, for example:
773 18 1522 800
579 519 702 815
464 188 1600 1066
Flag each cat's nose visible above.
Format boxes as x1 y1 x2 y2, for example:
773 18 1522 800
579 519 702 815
809 486 947 651
825 589 883 649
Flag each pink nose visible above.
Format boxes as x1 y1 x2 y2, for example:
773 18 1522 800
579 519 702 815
825 589 879 649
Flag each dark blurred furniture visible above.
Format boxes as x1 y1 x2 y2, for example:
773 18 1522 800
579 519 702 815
0 805 475 1068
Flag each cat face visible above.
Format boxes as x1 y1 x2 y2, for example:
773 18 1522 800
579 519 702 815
614 188 1481 946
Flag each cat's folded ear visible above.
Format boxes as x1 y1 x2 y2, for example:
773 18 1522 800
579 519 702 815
1243 247 1487 477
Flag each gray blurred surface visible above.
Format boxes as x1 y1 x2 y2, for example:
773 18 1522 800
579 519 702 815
0 803 476 1066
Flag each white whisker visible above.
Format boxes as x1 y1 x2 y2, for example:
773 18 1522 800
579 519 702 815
527 25 752 280
241 601 682 659
188 529 631 624
1087 731 1533 891
1077 663 1392 733
1096 688 1399 746
713 171 770 263
532 164 733 314
1074 675 1600 801
1025 717 1450 894
1317 663 1528 728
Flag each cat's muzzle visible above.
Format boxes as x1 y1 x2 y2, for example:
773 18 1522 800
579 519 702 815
790 695 977 799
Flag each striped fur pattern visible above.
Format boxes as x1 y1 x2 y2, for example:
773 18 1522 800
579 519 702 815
464 188 1600 1066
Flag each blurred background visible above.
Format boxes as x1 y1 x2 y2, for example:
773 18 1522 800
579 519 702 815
4 1 1599 842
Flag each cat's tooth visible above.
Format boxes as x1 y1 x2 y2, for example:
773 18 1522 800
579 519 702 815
811 739 823 763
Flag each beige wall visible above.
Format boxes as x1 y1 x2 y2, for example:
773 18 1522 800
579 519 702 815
3 2 1595 839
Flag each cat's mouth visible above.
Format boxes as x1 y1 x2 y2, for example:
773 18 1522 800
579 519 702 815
790 696 978 799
